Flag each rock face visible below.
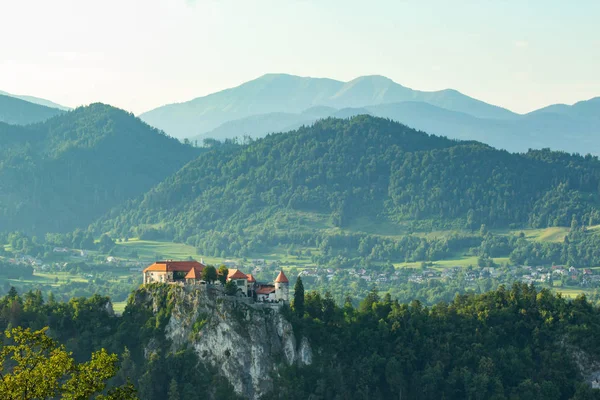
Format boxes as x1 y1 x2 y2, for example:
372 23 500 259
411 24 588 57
568 343 600 389
140 285 312 399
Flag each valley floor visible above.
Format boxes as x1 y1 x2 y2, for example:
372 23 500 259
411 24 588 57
2 225 600 310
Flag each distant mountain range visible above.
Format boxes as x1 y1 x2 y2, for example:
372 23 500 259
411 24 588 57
189 99 600 154
139 74 600 154
139 74 516 136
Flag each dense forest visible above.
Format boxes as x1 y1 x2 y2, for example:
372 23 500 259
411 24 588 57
1 283 600 399
0 104 200 233
94 116 600 256
275 282 600 400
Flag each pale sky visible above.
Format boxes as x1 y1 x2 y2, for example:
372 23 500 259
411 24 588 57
1 0 599 114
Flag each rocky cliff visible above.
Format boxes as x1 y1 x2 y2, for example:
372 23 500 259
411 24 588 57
135 285 312 399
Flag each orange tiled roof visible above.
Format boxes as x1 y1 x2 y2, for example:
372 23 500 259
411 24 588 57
256 285 275 295
185 267 203 280
227 269 247 280
246 274 256 283
275 270 289 283
143 260 205 274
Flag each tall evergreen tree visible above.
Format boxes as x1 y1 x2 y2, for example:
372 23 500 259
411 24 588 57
168 378 180 400
293 277 305 317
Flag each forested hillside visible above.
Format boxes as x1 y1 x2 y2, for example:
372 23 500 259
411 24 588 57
0 94 64 125
0 104 199 233
2 283 600 399
274 283 600 400
95 116 600 255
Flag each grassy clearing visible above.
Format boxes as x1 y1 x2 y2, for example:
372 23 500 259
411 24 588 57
505 227 570 243
249 245 319 265
115 239 198 260
346 223 575 243
533 227 570 242
588 225 600 234
0 271 91 290
35 272 89 284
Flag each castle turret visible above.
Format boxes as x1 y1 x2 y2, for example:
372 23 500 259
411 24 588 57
274 270 289 302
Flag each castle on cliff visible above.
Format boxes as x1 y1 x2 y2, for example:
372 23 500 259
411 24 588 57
142 260 289 302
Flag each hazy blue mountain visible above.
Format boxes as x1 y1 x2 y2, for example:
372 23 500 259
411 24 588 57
528 96 600 120
190 98 600 154
0 94 65 125
192 106 344 143
0 90 70 111
365 102 600 154
332 107 371 119
328 75 516 119
192 112 315 144
140 73 516 139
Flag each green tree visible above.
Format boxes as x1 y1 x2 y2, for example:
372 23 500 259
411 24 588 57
99 234 115 253
202 265 217 283
0 326 136 400
224 280 237 296
168 378 180 400
217 265 229 285
7 286 19 300
293 277 305 317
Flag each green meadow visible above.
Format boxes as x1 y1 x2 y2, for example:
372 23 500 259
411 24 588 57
114 239 198 260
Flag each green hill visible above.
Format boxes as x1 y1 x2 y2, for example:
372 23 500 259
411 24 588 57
95 116 600 255
0 94 64 125
0 103 199 233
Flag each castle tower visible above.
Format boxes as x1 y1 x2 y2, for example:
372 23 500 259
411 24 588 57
274 270 289 302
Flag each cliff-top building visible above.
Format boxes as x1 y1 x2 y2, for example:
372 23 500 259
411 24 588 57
143 260 206 284
142 260 290 302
